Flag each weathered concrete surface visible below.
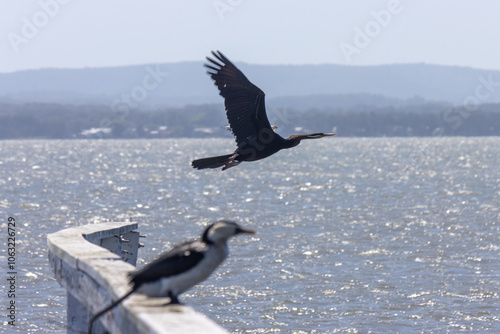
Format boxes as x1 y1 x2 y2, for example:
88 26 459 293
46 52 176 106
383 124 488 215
48 222 229 334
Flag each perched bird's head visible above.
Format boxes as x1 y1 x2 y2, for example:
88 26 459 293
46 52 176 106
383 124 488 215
202 220 255 244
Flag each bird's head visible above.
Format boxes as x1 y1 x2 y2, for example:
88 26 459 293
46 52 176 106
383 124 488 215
202 220 255 244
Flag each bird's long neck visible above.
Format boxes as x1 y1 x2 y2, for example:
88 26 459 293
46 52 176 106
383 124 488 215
284 135 307 148
285 133 335 148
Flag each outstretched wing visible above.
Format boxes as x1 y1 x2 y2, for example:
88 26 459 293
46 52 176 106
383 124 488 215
130 240 206 287
205 51 274 147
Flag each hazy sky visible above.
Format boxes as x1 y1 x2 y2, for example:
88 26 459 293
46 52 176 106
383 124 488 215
1 0 499 73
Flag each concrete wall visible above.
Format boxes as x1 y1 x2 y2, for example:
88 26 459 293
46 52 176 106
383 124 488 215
47 221 228 334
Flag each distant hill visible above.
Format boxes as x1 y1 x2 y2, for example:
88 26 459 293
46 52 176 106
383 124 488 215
1 62 500 108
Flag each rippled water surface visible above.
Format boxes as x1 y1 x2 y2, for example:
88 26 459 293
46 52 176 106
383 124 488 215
1 137 499 333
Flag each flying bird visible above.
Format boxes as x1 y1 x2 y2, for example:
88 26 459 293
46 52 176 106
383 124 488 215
191 51 336 171
88 220 255 333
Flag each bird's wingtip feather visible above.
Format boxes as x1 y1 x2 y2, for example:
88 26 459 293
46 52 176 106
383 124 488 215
211 50 226 64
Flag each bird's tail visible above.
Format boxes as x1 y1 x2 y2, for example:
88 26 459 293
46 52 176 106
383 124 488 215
88 288 136 334
191 154 234 170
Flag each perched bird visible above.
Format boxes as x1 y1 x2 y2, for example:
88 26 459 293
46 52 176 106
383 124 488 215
191 51 336 171
88 220 255 332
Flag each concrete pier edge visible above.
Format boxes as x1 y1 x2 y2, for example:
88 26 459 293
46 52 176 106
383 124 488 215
47 221 228 334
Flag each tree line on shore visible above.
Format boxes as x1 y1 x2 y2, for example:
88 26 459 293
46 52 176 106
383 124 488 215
0 102 499 140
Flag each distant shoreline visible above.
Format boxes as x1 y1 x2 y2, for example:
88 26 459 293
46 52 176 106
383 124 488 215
1 102 499 139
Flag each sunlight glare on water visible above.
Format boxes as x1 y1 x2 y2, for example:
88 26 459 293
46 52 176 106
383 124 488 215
0 137 499 333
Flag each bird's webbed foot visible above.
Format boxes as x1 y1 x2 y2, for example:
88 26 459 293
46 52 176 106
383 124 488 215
222 153 240 170
165 292 181 305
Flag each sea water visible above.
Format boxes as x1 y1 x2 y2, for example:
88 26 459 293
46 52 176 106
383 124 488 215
0 137 499 333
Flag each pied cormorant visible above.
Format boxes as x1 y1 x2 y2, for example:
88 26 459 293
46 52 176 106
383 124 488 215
88 220 255 332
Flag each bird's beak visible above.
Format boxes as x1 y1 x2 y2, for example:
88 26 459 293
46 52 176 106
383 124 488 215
237 227 256 235
323 133 336 137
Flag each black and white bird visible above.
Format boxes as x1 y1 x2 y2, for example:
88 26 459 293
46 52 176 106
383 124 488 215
89 220 255 332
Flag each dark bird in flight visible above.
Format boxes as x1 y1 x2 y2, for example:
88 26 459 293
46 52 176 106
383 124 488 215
88 221 255 333
191 51 336 171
